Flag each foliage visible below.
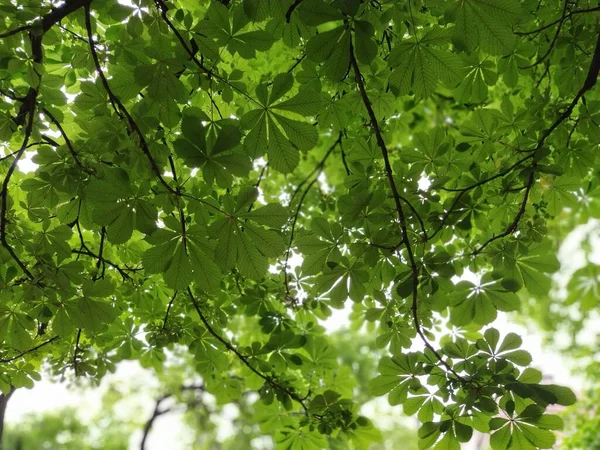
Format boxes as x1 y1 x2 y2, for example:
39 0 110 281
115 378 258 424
4 405 133 450
1 0 598 448
561 386 600 450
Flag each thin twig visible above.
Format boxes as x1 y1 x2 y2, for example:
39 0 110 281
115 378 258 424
188 288 309 413
473 28 600 254
162 291 178 331
521 0 570 69
71 249 135 281
42 108 93 174
84 6 177 196
473 170 535 255
73 329 82 376
440 155 534 193
350 43 467 383
284 134 342 297
0 336 59 363
514 6 600 36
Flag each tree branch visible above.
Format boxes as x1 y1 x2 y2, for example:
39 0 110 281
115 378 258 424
473 28 600 254
162 291 178 331
286 0 305 23
140 394 172 450
84 6 178 196
0 336 59 363
521 0 570 69
0 106 36 280
284 134 342 299
42 107 93 175
188 288 309 413
514 6 600 36
350 42 467 384
71 249 136 281
73 329 82 377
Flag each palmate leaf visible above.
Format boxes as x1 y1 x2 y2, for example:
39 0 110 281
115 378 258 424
450 274 520 326
492 243 560 296
174 117 251 187
143 225 220 291
240 203 289 228
449 0 521 56
476 329 532 366
566 264 600 311
196 1 275 59
85 170 158 243
241 75 324 172
368 353 424 406
389 27 464 98
490 404 564 450
163 243 194 290
71 299 116 333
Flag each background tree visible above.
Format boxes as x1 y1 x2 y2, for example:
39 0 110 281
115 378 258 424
1 0 598 448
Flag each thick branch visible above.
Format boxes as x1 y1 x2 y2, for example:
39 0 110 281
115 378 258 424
73 329 82 377
286 0 305 23
140 394 171 450
0 387 16 443
0 107 36 280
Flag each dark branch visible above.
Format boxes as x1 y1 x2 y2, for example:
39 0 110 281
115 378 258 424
514 6 600 36
350 42 467 384
0 106 36 280
162 291 178 331
188 288 309 413
84 6 178 196
0 336 59 363
473 28 600 254
286 0 305 23
71 249 136 282
73 329 82 377
140 394 172 450
473 170 535 255
42 107 94 174
521 0 570 69
0 25 31 38
284 134 342 298
440 155 534 193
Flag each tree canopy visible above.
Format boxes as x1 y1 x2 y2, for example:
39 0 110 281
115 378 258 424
1 0 598 448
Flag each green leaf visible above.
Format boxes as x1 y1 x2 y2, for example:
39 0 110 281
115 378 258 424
273 89 327 116
298 0 344 26
267 115 299 173
164 243 194 290
242 204 289 228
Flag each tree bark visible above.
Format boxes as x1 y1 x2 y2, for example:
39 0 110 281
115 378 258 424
0 387 16 449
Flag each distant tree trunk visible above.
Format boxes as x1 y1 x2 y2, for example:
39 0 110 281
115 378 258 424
0 387 16 449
